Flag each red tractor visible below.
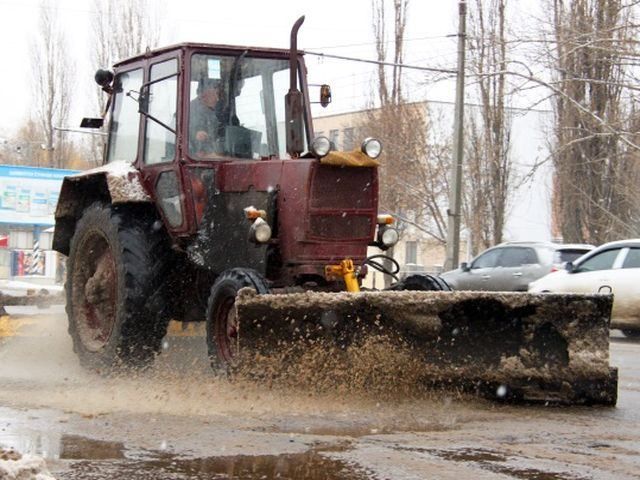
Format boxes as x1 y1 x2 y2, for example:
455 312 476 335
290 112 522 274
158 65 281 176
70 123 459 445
53 18 617 405
53 17 442 370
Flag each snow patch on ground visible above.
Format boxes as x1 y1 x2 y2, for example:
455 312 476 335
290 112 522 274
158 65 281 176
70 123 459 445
0 448 55 480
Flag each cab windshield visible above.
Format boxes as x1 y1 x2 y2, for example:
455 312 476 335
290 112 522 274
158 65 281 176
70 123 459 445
188 53 306 160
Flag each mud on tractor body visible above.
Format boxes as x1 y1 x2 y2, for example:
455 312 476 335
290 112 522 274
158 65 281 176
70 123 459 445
53 18 617 405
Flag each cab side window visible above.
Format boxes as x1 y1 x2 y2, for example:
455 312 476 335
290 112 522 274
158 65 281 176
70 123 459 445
144 59 178 165
107 68 143 163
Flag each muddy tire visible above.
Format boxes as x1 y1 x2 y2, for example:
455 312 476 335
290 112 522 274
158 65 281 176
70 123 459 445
66 203 170 371
387 274 452 292
622 329 640 338
206 268 269 371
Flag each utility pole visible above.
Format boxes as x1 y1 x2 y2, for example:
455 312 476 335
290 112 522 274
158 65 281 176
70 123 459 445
444 0 467 271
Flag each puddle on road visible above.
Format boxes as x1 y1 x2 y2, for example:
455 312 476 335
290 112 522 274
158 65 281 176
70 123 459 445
59 435 125 460
0 431 368 480
59 444 367 480
60 450 369 480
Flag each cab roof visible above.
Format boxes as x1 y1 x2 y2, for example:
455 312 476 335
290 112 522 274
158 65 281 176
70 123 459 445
113 42 303 67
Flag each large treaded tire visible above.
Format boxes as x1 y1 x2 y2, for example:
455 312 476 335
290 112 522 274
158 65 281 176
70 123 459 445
205 268 269 372
387 274 452 291
66 203 170 371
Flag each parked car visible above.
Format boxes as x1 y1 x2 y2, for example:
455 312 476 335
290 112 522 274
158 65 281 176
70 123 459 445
439 241 595 292
529 239 640 337
552 243 597 271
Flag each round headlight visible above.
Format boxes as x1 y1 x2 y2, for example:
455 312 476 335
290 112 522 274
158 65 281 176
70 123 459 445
310 136 331 158
250 217 272 243
361 137 382 159
381 227 399 247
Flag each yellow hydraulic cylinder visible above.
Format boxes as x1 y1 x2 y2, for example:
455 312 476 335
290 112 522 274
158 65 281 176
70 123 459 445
324 258 360 292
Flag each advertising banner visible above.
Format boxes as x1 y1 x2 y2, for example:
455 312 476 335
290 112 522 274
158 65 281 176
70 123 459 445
0 165 78 226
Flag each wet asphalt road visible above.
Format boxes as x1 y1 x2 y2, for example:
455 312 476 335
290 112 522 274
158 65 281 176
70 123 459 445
0 306 639 479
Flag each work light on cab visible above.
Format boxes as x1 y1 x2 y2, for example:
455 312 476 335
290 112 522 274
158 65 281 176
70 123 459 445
361 137 382 159
310 136 331 158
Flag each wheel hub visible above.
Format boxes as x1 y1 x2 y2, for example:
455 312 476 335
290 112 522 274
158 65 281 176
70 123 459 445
72 233 117 352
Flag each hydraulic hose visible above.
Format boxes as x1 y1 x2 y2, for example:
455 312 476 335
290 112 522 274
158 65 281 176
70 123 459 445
364 254 400 282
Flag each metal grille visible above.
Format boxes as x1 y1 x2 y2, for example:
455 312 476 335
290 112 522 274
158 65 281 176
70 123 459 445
308 215 372 240
310 166 375 209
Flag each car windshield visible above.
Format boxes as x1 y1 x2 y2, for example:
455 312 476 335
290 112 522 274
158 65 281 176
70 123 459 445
188 53 307 160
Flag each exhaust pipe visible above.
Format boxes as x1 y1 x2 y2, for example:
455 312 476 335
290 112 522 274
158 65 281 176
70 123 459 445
285 15 305 158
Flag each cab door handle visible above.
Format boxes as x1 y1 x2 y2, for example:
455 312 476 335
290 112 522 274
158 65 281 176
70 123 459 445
482 275 491 280
512 272 523 277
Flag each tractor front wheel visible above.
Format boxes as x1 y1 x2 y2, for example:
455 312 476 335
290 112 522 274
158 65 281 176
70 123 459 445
205 268 269 372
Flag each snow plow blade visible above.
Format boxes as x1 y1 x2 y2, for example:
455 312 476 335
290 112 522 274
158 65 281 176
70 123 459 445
236 290 617 405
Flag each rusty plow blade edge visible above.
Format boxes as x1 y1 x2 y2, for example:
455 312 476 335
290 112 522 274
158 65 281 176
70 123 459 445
235 289 618 405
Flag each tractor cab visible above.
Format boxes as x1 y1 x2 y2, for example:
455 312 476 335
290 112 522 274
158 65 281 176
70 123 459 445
98 44 311 234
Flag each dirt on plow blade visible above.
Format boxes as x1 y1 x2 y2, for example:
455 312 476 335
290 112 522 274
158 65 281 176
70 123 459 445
235 290 617 406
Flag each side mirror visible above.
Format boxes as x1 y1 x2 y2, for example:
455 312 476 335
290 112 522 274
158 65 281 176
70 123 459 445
565 261 575 273
95 69 114 91
461 262 470 272
320 84 332 107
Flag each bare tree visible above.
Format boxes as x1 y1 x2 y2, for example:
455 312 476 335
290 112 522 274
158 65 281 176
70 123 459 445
30 0 73 168
368 0 413 225
88 0 163 165
463 0 515 254
371 0 408 108
91 0 162 110
546 0 640 242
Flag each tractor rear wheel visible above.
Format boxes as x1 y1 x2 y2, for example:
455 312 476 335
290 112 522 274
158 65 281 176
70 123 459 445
206 268 269 371
66 203 170 372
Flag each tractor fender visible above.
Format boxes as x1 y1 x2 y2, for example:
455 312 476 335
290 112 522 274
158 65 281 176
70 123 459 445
53 161 153 255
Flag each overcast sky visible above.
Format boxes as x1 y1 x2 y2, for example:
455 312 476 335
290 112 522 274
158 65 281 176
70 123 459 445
0 0 463 136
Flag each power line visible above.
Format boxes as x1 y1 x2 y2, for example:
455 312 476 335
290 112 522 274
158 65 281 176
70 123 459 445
308 34 456 50
304 51 457 75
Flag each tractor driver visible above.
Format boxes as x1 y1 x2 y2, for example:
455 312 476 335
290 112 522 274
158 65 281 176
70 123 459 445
189 78 226 156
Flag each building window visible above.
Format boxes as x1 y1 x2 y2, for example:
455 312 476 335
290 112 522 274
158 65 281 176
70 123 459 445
343 127 355 150
329 129 339 149
405 241 418 264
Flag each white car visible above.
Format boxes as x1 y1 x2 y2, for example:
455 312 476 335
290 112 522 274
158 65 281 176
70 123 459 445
529 239 640 337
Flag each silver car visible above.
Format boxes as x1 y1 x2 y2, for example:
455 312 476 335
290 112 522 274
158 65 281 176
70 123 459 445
439 242 594 292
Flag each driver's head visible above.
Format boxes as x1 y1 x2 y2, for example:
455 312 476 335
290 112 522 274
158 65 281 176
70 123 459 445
197 79 221 108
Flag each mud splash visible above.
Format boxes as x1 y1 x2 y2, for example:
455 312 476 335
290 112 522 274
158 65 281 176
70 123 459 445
233 335 456 400
0 314 471 424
